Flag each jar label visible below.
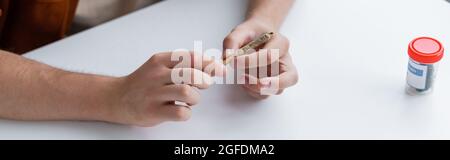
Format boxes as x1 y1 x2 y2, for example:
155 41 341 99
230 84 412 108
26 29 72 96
407 60 428 90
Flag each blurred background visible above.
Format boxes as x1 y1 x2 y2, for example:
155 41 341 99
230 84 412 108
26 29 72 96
71 0 162 34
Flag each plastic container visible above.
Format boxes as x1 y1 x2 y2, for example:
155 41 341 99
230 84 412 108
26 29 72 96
406 37 444 95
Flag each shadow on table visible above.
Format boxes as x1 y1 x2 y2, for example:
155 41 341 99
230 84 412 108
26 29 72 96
212 84 267 110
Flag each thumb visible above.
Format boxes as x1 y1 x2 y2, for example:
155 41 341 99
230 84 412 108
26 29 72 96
223 29 257 58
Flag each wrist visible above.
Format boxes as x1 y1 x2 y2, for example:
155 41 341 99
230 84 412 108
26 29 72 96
93 76 129 124
71 74 127 124
39 69 127 123
245 15 280 31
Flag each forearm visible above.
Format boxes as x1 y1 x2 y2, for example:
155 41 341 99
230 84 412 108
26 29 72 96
247 0 294 30
0 50 120 122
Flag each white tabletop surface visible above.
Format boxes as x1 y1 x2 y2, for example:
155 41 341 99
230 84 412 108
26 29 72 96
1 0 450 140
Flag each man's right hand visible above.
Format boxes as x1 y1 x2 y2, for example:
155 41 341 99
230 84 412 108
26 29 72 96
108 51 225 127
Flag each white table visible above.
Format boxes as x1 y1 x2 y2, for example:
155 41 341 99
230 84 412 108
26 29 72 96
1 0 450 140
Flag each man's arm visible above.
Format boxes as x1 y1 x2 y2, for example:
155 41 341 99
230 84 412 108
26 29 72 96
246 0 294 30
0 50 222 126
0 50 117 121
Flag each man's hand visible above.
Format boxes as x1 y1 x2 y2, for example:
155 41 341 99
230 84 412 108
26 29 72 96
109 51 225 127
223 19 298 99
0 50 223 127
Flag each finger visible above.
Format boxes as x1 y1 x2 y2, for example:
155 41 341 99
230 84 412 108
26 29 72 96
150 51 225 76
223 29 256 49
235 35 289 69
157 84 201 106
249 53 298 88
241 86 270 100
152 51 194 68
259 67 299 91
254 67 298 94
239 74 261 92
177 58 225 78
261 34 290 60
275 54 299 89
171 51 226 77
170 68 214 89
158 105 192 122
276 89 285 95
242 84 261 94
137 66 174 85
241 74 284 95
243 84 284 95
223 29 257 58
149 52 176 68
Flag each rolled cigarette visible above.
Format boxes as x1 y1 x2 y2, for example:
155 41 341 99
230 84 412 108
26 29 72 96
224 32 274 65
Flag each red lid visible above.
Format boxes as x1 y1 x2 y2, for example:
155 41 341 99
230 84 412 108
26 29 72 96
408 37 444 64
